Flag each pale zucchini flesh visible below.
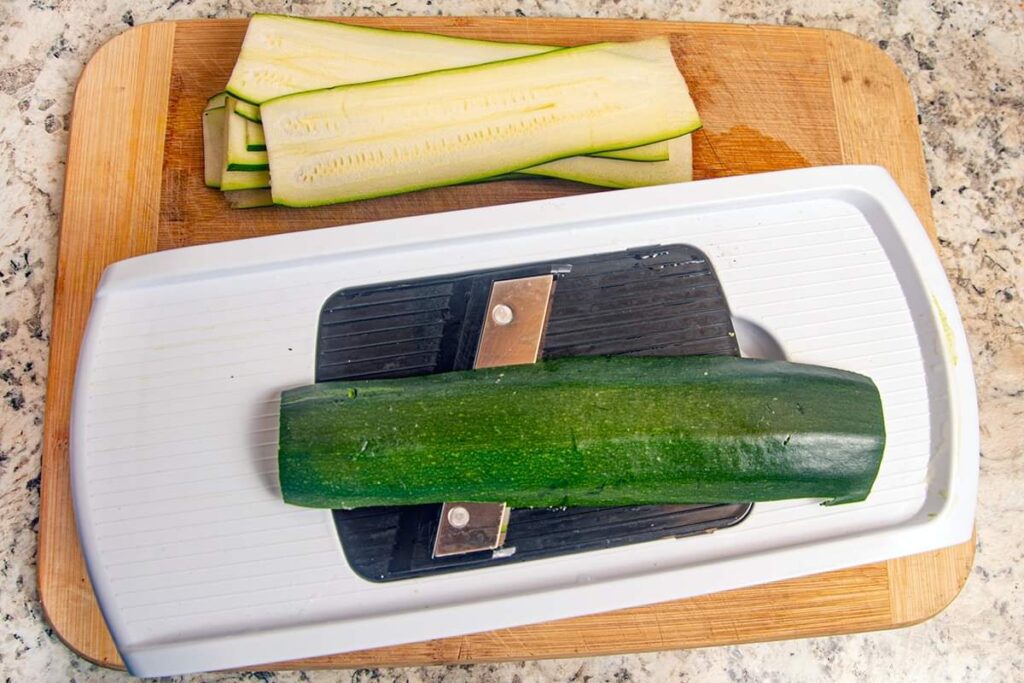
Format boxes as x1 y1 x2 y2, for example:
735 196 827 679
225 188 274 208
245 118 267 151
234 100 261 122
204 91 227 112
202 104 270 193
522 134 693 188
262 39 701 207
225 97 269 171
202 107 225 188
228 15 675 162
228 14 552 104
242 115 675 162
593 139 670 161
200 89 684 194
220 166 270 192
239 113 675 162
221 98 271 191
220 167 270 192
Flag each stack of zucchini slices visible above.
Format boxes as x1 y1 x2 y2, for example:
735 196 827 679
204 15 702 208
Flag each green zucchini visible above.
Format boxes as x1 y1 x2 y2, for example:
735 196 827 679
225 97 269 171
245 118 266 151
279 356 885 509
261 39 701 207
226 14 672 162
522 135 692 188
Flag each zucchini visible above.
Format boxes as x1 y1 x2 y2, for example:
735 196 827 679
279 356 885 509
245 118 266 151
202 106 225 188
234 100 261 123
225 97 269 171
229 100 671 159
593 139 669 162
261 39 701 207
203 103 269 190
243 116 672 162
203 111 683 196
220 100 270 191
522 135 692 188
220 167 270 192
203 108 684 201
227 14 673 162
220 169 270 192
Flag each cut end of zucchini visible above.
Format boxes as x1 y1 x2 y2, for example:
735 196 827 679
234 100 262 123
204 91 227 111
225 96 269 170
523 134 693 188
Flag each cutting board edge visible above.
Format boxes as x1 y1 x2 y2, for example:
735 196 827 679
38 19 177 670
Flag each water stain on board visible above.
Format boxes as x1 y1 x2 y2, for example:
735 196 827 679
694 125 810 180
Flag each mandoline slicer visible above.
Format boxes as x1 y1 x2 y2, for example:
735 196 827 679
71 166 978 677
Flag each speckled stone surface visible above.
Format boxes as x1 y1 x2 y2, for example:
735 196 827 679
0 1 1020 681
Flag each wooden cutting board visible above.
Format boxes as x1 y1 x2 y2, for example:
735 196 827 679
39 17 974 670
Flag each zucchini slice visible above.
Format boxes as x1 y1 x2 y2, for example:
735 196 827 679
204 97 682 197
522 135 692 188
261 39 701 207
240 116 674 162
593 139 670 162
221 99 271 191
228 14 552 104
227 15 675 162
279 356 886 509
202 106 225 188
204 107 689 200
220 167 270 193
234 100 261 122
245 118 267 151
204 91 227 112
225 97 269 171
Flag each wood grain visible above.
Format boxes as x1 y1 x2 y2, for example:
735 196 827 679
38 21 177 668
39 17 974 671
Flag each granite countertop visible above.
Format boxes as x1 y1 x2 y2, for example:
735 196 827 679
1 0 1020 680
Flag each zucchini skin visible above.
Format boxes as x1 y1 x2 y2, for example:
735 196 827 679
279 356 885 509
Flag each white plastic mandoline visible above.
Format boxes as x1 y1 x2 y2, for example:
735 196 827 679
71 165 978 676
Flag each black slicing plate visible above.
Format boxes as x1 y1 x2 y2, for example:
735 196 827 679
316 244 752 581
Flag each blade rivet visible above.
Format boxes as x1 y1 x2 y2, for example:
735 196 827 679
447 506 471 529
492 304 514 326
